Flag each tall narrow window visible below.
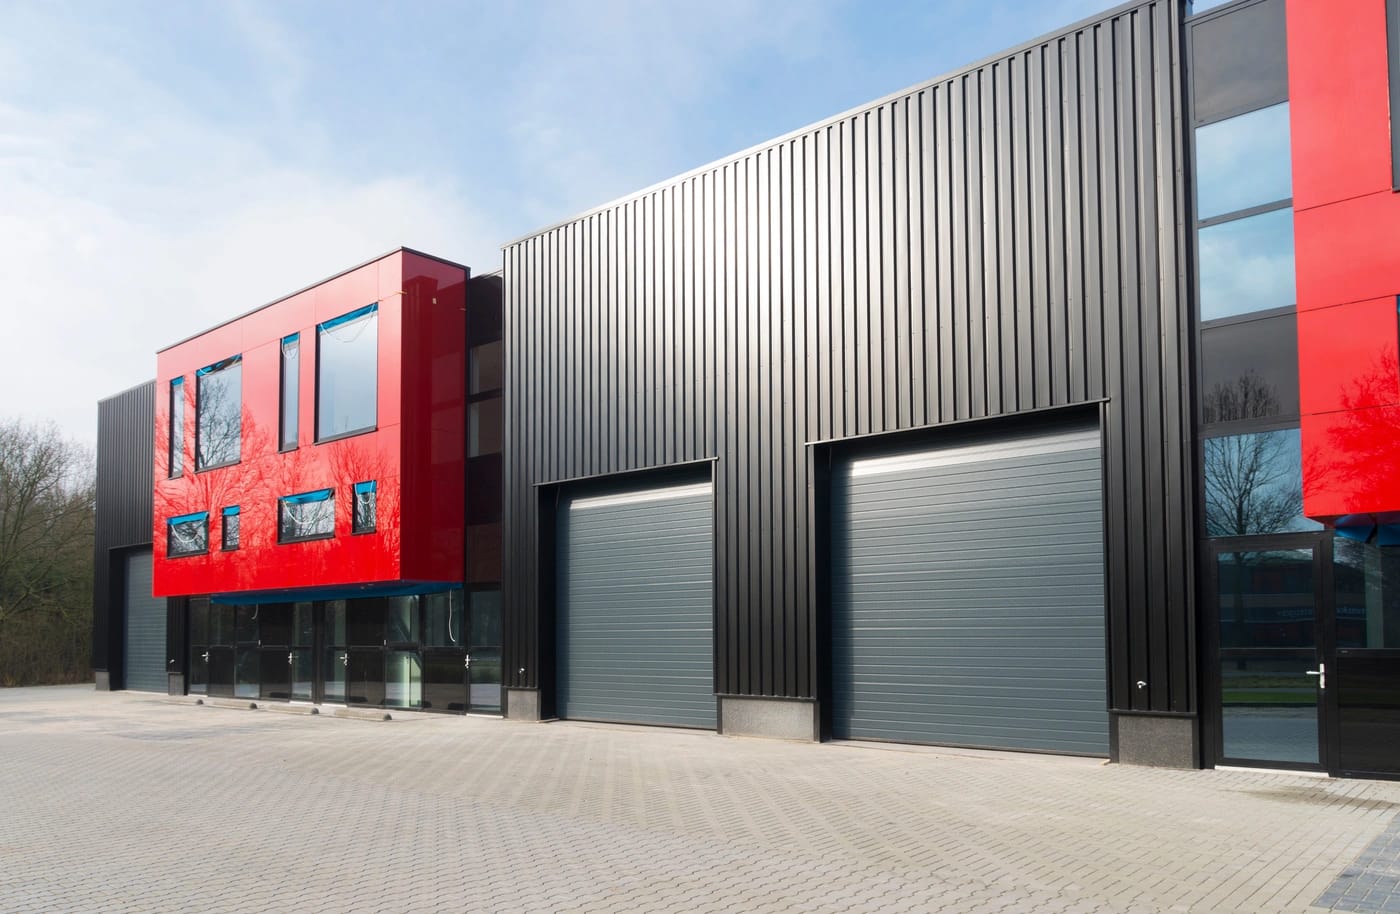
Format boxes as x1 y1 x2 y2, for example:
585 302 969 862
168 512 209 557
280 333 299 451
1390 0 1400 189
316 304 378 441
169 377 184 477
352 480 377 534
222 506 240 551
196 355 242 470
278 489 335 543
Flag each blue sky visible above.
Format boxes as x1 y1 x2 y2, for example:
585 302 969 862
0 0 1111 445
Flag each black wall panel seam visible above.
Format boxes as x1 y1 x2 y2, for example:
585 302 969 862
502 0 1192 711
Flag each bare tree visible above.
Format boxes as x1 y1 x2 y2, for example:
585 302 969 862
0 419 94 683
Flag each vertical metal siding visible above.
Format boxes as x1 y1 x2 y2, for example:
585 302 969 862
93 381 156 684
503 0 1193 714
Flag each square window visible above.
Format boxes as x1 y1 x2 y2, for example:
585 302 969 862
278 489 335 543
353 480 377 534
1195 102 1291 221
317 305 377 441
196 355 242 470
222 506 240 551
168 512 209 557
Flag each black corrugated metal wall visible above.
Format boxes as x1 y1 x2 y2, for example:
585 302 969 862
503 0 1194 717
93 382 156 686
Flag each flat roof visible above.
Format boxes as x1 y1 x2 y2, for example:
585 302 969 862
156 247 470 354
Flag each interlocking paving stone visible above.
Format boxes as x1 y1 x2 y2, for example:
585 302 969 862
3 685 1400 912
1315 813 1400 913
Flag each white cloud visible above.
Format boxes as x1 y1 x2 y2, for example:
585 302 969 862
0 9 503 447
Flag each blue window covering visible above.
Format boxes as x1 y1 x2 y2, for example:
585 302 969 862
168 512 209 556
196 354 242 377
317 303 378 333
222 505 240 516
283 488 332 505
352 480 377 534
279 489 335 542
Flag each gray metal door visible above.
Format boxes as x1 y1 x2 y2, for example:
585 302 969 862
124 550 167 692
557 481 716 728
832 422 1108 754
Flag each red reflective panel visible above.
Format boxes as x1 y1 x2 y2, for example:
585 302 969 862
151 251 469 598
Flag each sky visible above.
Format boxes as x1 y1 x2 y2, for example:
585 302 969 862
0 0 1112 447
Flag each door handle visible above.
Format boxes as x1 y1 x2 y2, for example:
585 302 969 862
340 653 349 666
202 651 210 661
1305 663 1326 689
464 654 471 670
287 652 294 665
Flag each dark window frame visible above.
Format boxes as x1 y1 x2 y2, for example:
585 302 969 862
314 303 379 445
1390 0 1400 190
352 480 377 535
168 377 185 478
279 333 300 453
194 354 243 473
221 506 240 551
167 512 209 558
277 488 336 544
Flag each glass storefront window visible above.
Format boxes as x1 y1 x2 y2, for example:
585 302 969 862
424 590 465 648
384 651 422 709
1334 540 1400 649
1198 207 1295 321
386 595 419 644
1203 428 1322 537
1195 103 1291 220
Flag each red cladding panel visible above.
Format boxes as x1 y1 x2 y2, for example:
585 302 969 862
1287 0 1392 210
151 250 467 597
1288 0 1400 521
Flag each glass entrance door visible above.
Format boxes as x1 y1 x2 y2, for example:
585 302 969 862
1211 539 1327 769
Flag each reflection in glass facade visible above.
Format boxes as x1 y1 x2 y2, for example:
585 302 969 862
169 378 184 477
196 355 242 469
1195 103 1291 220
1203 428 1322 537
1216 549 1320 765
1334 541 1400 649
278 489 335 542
280 334 299 450
167 512 208 557
188 590 501 713
1198 207 1296 320
1199 312 1299 424
317 305 378 440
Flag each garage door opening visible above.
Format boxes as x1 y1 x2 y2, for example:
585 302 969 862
830 420 1108 755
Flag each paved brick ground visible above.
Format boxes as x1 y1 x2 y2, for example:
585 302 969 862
3 686 1400 913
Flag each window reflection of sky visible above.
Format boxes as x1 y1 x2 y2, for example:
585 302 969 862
1196 102 1291 220
1204 428 1322 536
1198 207 1295 320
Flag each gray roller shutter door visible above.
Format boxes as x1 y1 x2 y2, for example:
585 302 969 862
832 423 1108 755
558 481 716 728
124 550 167 693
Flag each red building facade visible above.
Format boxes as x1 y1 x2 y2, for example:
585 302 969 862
152 250 467 597
1289 0 1400 527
